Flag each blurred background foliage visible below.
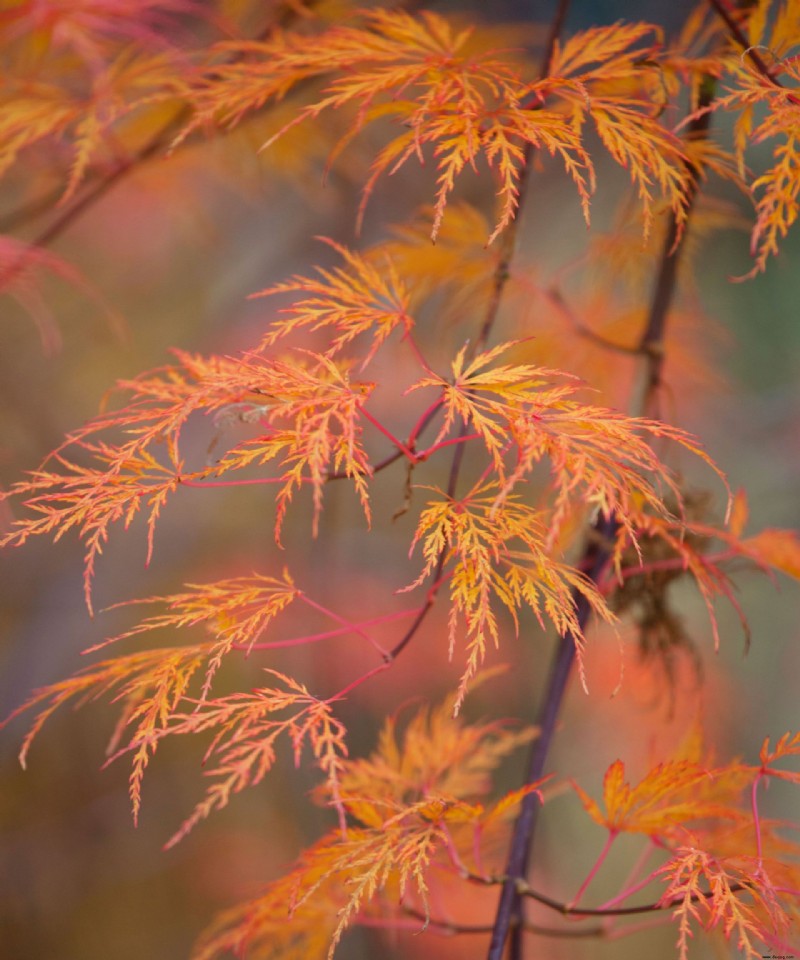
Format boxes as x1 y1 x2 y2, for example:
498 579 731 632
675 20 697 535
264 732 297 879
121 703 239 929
1 1 798 959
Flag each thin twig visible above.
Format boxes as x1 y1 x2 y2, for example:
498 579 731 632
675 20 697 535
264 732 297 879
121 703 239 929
398 904 606 938
471 869 744 917
365 0 552 666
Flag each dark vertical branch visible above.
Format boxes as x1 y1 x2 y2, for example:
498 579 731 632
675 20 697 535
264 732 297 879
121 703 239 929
631 76 716 418
489 514 617 960
486 70 718 960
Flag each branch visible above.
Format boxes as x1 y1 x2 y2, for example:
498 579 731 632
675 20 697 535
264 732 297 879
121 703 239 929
629 77 717 418
0 118 184 294
487 51 720 960
543 284 640 355
396 905 606 939
371 2 557 664
488 514 617 960
472 870 744 917
705 0 782 84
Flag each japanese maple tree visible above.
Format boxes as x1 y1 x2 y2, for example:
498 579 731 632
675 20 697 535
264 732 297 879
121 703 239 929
1 2 800 959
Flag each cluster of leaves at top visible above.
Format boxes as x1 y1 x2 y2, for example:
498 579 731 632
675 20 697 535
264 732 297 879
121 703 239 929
2 2 800 959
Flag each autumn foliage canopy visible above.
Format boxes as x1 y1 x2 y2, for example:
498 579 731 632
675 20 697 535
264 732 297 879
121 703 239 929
2 2 800 959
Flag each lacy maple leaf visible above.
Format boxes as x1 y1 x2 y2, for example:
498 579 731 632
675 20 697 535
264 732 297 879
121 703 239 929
0 349 374 606
192 682 541 959
185 10 696 242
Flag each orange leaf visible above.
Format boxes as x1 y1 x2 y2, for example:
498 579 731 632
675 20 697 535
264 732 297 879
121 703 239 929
760 731 800 783
742 528 800 581
573 757 725 837
728 488 749 538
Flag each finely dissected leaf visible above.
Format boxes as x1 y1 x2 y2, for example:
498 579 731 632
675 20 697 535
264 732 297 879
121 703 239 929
2 0 210 66
0 569 299 824
193 13 699 241
193 818 439 960
0 54 189 202
0 646 208 823
759 731 800 782
726 73 800 276
377 202 499 315
711 4 800 274
95 570 299 698
194 683 540 959
0 446 182 614
622 508 800 654
189 9 594 241
151 671 349 847
407 482 614 707
546 21 693 237
254 239 412 366
0 0 227 200
410 340 577 471
193 783 543 960
3 8 800 960
208 351 375 540
0 349 374 603
193 877 338 960
571 726 800 958
0 235 122 354
333 686 536 815
410 341 724 557
657 845 797 960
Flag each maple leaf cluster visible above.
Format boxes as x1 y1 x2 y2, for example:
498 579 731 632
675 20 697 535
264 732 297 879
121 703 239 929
2 3 800 960
573 730 800 959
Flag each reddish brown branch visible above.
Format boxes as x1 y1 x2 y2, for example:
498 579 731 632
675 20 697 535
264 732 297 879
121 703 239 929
488 513 618 960
472 869 744 917
706 0 781 83
488 49 720 960
398 905 606 939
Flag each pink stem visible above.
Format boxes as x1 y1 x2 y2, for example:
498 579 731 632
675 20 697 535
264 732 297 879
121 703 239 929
325 661 393 703
298 593 393 657
355 916 433 932
416 433 481 460
408 397 444 447
180 475 290 488
751 773 764 870
360 406 418 462
570 831 617 908
602 911 673 940
472 823 486 879
598 864 664 911
234 608 421 651
440 823 469 877
598 839 658 910
597 549 739 595
402 327 438 376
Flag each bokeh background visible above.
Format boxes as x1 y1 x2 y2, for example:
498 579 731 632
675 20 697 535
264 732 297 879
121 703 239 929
1 2 798 959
